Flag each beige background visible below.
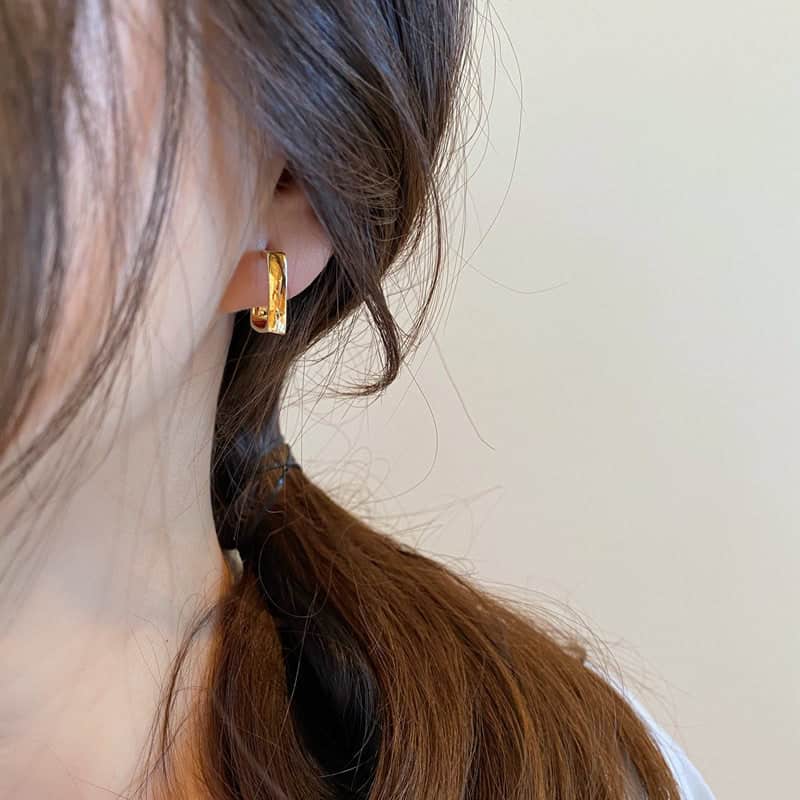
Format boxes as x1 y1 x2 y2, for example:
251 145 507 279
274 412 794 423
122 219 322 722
285 2 800 797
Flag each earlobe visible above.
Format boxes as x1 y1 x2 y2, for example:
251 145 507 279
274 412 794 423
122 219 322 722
218 250 270 314
218 178 333 315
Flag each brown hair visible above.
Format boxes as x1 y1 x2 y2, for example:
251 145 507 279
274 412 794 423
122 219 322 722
0 2 679 798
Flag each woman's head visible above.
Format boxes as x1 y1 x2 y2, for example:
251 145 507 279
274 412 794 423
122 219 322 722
0 4 682 800
0 0 469 493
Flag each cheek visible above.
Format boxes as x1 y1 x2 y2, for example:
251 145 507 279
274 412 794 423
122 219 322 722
18 1 262 443
109 54 265 421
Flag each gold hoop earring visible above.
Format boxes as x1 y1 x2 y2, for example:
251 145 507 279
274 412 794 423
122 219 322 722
250 250 288 335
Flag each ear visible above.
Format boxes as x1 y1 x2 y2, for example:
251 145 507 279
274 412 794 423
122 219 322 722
218 169 333 314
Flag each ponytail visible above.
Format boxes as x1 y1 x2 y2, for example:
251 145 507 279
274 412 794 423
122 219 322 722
172 1 681 793
186 438 680 799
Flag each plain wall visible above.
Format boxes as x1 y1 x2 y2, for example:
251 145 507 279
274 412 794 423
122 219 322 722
284 2 800 796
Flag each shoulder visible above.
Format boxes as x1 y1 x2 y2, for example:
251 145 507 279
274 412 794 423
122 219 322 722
620 681 715 800
590 663 716 800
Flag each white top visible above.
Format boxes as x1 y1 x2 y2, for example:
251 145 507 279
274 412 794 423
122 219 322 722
625 688 715 799
598 667 715 799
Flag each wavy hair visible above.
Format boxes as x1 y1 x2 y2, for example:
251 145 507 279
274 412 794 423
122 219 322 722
0 2 679 798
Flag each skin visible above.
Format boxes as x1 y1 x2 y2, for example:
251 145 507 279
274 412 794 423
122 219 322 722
0 3 332 797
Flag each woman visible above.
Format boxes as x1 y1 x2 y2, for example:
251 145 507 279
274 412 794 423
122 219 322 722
0 2 714 798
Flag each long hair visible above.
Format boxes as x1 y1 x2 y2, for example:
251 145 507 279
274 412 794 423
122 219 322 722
0 2 679 798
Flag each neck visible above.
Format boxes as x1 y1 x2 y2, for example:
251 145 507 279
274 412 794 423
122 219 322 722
0 322 231 799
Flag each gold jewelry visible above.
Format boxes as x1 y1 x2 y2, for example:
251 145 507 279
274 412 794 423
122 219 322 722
250 250 288 335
